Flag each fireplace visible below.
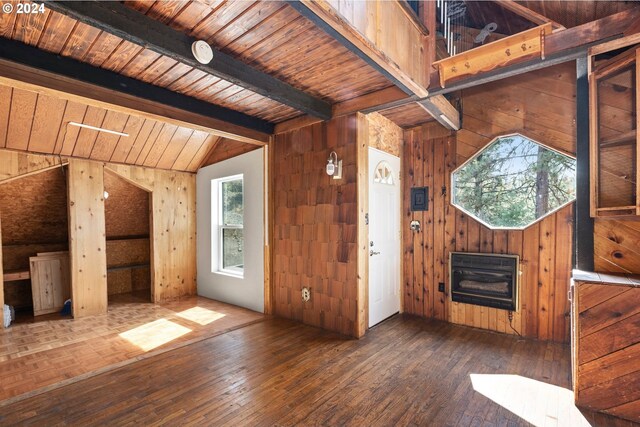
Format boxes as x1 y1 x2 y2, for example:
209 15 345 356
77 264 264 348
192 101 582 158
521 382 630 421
449 252 519 311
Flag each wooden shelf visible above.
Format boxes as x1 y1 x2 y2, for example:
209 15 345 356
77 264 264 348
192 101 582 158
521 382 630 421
3 270 30 282
107 263 150 273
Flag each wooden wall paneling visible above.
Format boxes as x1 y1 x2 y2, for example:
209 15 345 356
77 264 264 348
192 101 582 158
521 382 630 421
574 280 640 422
0 86 12 148
6 89 37 151
554 205 573 342
67 159 107 317
402 129 415 314
522 222 540 337
55 102 89 156
108 115 145 164
88 111 130 161
537 213 556 341
594 219 640 274
412 128 425 317
416 130 442 318
169 130 210 171
155 128 194 170
430 136 442 320
465 217 480 328
103 163 196 302
272 116 359 337
200 138 261 167
27 94 67 154
313 0 429 93
451 209 467 325
72 106 108 158
507 230 524 335
443 135 456 324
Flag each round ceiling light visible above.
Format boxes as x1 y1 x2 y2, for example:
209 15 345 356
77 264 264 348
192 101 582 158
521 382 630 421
192 40 213 65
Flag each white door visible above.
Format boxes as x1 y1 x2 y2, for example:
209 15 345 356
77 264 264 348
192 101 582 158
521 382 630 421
368 148 401 327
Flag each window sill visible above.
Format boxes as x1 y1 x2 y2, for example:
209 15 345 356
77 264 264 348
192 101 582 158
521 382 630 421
214 270 244 279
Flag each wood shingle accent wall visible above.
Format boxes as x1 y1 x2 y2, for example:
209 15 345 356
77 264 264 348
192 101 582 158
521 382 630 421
574 280 640 422
402 63 577 342
272 115 359 337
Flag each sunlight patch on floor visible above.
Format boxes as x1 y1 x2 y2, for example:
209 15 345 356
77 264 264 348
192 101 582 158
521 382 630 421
176 307 227 325
119 319 192 351
470 374 591 427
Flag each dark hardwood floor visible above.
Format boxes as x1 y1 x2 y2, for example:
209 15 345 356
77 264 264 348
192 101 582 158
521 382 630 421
0 314 635 426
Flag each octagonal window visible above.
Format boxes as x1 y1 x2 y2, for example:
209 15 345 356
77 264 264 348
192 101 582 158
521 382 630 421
451 134 576 230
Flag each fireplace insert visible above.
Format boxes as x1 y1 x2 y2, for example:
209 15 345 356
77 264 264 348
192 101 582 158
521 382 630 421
449 252 519 311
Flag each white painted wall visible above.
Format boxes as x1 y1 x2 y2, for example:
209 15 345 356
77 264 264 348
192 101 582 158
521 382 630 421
196 148 264 313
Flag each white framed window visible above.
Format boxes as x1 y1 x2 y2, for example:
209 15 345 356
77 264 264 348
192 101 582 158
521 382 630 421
213 174 244 276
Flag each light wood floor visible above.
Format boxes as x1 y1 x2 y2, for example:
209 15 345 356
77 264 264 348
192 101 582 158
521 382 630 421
0 314 635 426
0 294 264 403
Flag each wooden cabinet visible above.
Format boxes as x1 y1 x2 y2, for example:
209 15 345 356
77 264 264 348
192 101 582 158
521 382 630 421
29 252 70 316
572 271 640 422
590 46 639 217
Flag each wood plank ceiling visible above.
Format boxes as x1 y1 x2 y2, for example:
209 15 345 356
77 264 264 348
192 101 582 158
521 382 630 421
0 0 393 124
0 83 219 172
515 1 639 28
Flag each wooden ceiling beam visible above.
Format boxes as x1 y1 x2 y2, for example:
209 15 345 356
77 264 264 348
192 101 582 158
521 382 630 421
493 0 566 31
39 0 332 120
0 38 271 145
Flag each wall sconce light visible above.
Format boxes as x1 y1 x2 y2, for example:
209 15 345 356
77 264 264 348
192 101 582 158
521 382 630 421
326 151 342 180
103 191 109 200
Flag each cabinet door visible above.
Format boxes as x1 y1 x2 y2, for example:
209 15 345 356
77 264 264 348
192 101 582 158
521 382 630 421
30 257 66 316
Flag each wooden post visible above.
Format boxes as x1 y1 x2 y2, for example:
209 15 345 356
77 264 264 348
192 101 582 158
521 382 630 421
575 56 594 270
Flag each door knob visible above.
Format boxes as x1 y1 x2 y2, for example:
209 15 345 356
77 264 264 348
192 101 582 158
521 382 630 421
370 250 380 256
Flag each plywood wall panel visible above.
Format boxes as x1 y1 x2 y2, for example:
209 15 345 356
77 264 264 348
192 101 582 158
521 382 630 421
0 167 68 246
68 159 108 317
104 171 149 239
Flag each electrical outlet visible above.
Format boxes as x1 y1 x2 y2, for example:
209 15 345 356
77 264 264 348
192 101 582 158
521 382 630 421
438 282 445 293
302 287 311 302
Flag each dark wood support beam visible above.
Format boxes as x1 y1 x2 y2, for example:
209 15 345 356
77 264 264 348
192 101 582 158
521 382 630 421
273 86 412 134
40 0 331 120
0 38 271 145
575 56 594 270
417 96 460 130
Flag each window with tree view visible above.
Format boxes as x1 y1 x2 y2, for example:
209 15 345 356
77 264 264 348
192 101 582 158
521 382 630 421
452 134 576 229
218 175 244 275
